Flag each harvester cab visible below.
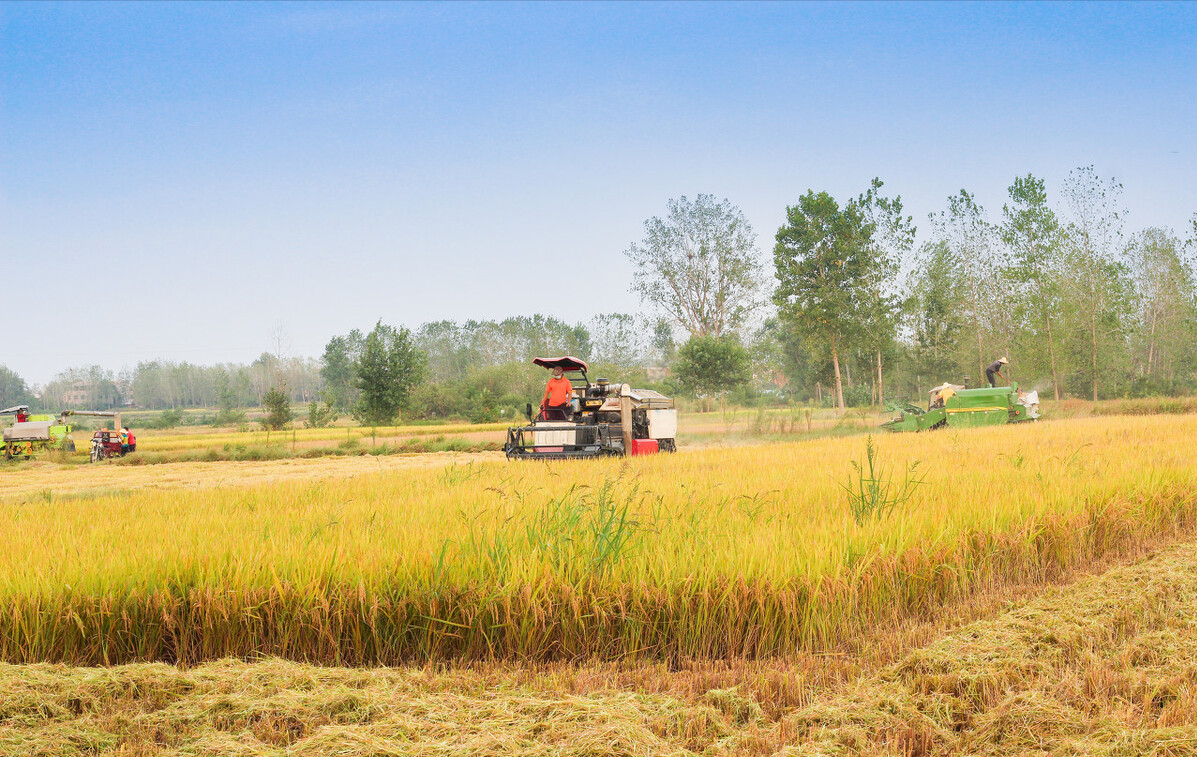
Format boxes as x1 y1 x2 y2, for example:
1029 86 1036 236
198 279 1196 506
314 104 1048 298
1 405 76 459
881 382 1040 433
504 356 678 460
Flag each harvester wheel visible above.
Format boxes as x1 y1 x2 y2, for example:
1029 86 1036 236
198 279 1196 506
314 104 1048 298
65 438 76 453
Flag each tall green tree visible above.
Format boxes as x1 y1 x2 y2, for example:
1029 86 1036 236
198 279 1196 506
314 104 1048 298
321 330 364 411
1059 166 1134 401
930 190 999 376
856 178 916 406
903 241 970 390
355 321 426 426
625 194 762 337
773 191 870 414
1001 174 1065 399
1130 227 1197 390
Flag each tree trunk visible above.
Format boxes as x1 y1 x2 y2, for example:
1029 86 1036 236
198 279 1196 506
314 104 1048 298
831 337 846 416
876 349 884 407
1045 311 1061 401
1091 319 1099 402
1146 306 1158 376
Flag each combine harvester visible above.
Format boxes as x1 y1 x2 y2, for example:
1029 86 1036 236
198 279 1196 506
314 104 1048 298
881 383 1040 432
504 356 677 460
1 405 76 459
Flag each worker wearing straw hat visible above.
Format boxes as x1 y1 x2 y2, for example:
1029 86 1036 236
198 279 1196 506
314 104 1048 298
985 357 1009 387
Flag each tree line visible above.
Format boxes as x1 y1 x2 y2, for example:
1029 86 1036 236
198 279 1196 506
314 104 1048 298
3 166 1194 422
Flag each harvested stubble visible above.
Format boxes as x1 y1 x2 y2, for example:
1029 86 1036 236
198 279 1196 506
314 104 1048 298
3 416 1197 666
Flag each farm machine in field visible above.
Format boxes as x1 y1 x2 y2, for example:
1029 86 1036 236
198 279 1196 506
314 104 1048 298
880 383 1040 433
61 410 137 462
504 356 678 460
1 405 75 459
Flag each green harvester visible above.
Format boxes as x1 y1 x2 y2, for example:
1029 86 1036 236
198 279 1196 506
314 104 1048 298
880 383 1040 433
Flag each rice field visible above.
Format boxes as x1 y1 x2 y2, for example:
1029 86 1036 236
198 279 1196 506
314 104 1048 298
4 414 1196 667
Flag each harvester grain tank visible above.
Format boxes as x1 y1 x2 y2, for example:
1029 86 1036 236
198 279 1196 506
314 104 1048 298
880 383 1040 432
504 356 678 459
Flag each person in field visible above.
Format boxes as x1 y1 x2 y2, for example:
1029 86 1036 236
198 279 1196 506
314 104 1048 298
540 366 574 421
986 357 1009 387
931 384 957 408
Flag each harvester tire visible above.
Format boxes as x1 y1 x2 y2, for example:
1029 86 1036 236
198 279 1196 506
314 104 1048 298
65 439 76 453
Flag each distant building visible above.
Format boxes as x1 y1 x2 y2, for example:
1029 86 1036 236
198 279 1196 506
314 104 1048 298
61 381 92 406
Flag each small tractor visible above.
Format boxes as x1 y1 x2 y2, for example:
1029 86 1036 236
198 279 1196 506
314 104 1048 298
504 356 678 460
1 405 76 459
880 382 1040 432
61 410 137 462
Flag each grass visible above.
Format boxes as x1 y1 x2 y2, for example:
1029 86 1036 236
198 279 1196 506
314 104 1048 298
2 415 1197 666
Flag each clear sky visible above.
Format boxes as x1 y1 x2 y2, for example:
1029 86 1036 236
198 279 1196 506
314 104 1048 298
2 1 1194 385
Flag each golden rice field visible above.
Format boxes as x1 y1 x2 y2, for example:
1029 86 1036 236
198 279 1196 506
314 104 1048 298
3 415 1197 667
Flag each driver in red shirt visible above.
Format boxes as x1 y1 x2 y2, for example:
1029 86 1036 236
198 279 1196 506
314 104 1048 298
540 367 574 421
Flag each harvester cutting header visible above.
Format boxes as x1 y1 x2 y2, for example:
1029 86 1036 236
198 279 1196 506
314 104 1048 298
504 356 677 459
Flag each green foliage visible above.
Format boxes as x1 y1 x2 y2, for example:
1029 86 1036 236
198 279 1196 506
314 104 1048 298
306 399 338 429
674 335 751 398
0 366 35 410
157 408 184 429
355 321 425 426
839 436 925 525
262 386 293 430
320 331 363 411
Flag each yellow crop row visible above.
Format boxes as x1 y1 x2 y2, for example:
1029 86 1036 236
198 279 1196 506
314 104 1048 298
133 422 511 451
3 415 1195 665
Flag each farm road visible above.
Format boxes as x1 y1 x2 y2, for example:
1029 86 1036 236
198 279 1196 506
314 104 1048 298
0 451 504 502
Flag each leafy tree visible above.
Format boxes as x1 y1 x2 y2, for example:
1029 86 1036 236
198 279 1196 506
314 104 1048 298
773 191 870 414
929 190 1000 375
1129 227 1197 390
903 241 970 390
321 330 364 411
0 366 35 409
306 397 338 429
855 178 915 406
262 385 293 430
674 335 751 408
625 194 762 337
1059 166 1134 400
356 321 426 426
1001 174 1065 399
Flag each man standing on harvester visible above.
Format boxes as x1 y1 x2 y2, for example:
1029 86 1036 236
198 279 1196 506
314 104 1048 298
540 365 574 421
986 357 1009 387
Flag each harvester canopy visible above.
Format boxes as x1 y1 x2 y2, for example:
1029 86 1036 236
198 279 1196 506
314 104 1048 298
532 356 589 372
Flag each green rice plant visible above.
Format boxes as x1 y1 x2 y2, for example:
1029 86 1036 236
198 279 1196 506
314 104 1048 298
839 435 925 525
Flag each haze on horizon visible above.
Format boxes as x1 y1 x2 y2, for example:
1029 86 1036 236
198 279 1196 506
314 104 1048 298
2 1 1194 386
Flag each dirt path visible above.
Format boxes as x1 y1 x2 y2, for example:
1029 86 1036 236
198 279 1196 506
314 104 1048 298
0 451 505 502
4 539 1197 755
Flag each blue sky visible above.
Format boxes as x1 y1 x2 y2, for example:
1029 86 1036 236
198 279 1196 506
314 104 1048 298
3 1 1194 384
